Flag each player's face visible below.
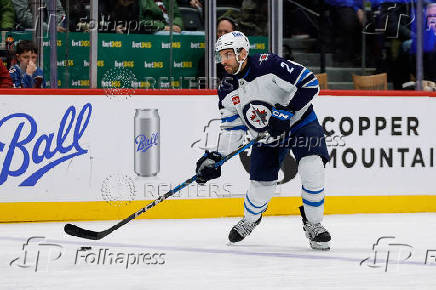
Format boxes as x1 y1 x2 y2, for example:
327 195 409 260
219 49 238 74
217 20 233 39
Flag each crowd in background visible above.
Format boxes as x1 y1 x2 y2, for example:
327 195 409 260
0 0 435 89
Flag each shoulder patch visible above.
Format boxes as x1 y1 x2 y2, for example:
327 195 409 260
231 95 240 105
9 68 16 73
258 53 269 64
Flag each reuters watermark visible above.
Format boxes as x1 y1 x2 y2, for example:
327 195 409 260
102 68 137 100
101 173 136 207
143 181 237 199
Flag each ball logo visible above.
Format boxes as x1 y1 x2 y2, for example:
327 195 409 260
242 101 272 131
0 104 92 186
134 109 160 177
135 132 159 153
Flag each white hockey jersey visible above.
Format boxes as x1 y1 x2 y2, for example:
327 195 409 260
216 53 320 155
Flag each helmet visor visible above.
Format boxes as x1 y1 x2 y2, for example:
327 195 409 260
215 50 236 64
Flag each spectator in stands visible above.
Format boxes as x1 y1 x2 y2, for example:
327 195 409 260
283 0 320 40
380 1 436 89
365 0 415 70
178 0 203 9
324 0 363 65
189 0 203 23
12 0 66 32
217 16 236 38
196 17 237 85
216 17 237 79
410 2 436 82
220 0 267 36
1 0 15 30
99 0 139 34
0 59 13 88
61 0 88 32
9 40 46 88
138 0 184 33
178 0 204 9
189 0 202 9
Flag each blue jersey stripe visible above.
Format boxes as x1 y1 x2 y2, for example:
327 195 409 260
221 115 239 123
225 125 248 131
297 69 311 85
303 79 319 88
298 73 315 87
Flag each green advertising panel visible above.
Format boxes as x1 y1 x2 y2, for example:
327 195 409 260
9 32 268 89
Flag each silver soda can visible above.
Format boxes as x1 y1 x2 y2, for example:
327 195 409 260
134 109 160 176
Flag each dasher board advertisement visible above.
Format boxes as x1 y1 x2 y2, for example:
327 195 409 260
0 93 435 206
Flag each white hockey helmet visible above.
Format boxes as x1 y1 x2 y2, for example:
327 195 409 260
215 31 250 75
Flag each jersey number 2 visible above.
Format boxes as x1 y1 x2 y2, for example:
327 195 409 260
281 62 294 74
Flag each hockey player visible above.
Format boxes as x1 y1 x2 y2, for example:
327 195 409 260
195 31 331 250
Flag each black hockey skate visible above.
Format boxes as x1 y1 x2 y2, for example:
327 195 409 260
299 206 331 250
228 216 262 243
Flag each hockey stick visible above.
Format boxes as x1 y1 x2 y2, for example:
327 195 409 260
64 134 265 240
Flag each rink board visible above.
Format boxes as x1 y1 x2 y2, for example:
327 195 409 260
0 89 436 222
1 195 436 222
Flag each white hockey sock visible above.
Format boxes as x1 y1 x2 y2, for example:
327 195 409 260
244 180 276 222
302 189 325 224
298 156 325 224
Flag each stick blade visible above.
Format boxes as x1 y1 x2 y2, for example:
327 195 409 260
64 223 103 240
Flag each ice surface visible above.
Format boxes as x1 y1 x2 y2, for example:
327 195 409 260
1 213 436 290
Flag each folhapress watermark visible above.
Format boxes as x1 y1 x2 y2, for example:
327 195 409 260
360 236 436 272
75 247 166 269
424 250 436 265
360 236 413 272
9 237 64 272
10 237 166 272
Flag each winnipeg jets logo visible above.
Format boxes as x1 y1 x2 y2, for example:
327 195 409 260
249 105 268 125
243 101 272 131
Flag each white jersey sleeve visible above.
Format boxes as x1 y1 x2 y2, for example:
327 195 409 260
217 81 248 156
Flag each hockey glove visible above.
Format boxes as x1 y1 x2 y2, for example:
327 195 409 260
196 151 223 185
266 104 294 137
